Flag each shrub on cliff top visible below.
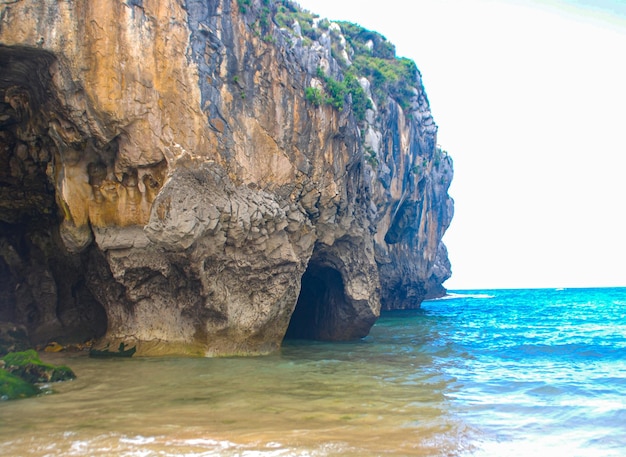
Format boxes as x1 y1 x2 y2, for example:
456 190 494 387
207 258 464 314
337 21 419 111
274 1 320 42
337 21 396 60
351 53 418 111
271 2 416 115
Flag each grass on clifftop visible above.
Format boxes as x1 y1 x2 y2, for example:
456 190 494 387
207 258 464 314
269 1 419 114
338 21 419 111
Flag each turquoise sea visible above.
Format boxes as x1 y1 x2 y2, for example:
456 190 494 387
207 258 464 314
1 287 625 456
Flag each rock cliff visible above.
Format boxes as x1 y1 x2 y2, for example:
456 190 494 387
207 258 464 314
0 0 453 356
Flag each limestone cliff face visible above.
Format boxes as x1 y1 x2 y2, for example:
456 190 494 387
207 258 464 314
0 0 453 356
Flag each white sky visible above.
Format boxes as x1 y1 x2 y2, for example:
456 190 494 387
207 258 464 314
296 0 626 290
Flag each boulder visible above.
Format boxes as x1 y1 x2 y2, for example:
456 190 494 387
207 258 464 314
1 349 76 401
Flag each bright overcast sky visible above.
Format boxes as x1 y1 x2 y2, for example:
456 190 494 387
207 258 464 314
296 0 626 290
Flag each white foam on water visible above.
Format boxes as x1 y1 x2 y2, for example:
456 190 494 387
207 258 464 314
69 440 89 453
428 292 496 301
177 438 234 448
119 435 156 445
471 432 625 457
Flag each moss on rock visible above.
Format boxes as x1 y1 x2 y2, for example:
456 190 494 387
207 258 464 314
2 349 42 367
1 349 76 398
0 368 40 400
3 349 76 383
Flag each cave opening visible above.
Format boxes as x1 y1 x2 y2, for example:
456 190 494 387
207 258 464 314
285 261 350 341
0 45 107 347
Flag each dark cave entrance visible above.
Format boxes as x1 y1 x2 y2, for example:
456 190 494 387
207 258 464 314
0 45 107 346
285 264 343 340
285 261 351 341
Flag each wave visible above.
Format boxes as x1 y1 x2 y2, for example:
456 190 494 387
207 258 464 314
428 292 495 301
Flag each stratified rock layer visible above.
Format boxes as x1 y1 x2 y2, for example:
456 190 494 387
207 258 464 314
0 0 453 356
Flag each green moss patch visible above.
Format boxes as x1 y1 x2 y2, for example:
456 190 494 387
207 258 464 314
0 369 40 400
2 349 76 384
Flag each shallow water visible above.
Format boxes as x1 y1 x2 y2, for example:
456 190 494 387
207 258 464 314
1 288 625 456
436 288 626 457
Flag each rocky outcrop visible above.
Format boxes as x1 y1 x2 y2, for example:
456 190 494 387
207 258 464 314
1 349 75 400
0 0 453 356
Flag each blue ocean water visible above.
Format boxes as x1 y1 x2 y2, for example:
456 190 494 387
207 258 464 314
420 287 626 456
1 287 625 456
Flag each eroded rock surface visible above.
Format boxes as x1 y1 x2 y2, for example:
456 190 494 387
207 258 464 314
0 0 453 356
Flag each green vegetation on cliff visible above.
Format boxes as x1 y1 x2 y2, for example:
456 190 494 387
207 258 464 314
274 0 320 44
270 1 419 114
305 86 324 106
304 67 372 122
337 21 419 111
